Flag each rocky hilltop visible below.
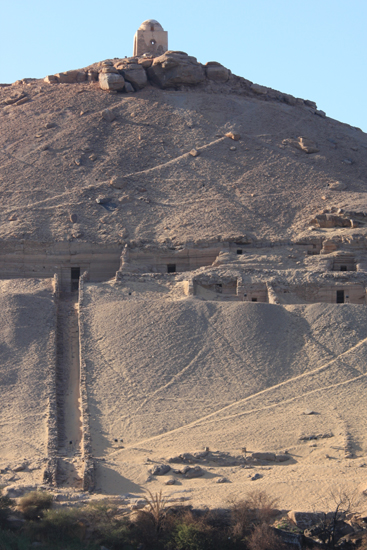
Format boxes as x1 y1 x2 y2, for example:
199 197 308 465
1 50 366 248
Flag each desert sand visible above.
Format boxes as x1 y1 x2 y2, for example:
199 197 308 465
0 279 56 485
78 280 367 510
1 52 367 516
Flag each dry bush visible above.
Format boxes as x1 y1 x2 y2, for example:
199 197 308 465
230 490 279 539
312 487 362 549
18 491 53 520
247 523 288 550
141 490 169 532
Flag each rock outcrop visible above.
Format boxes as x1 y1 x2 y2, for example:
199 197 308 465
99 72 125 91
147 51 205 88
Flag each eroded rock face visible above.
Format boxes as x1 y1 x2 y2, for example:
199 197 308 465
147 51 205 88
205 62 229 82
99 72 125 91
310 214 351 228
56 70 86 83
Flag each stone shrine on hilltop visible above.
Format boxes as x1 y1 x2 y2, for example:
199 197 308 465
133 19 168 57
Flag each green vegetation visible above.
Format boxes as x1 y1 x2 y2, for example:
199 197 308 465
1 488 364 550
18 491 53 520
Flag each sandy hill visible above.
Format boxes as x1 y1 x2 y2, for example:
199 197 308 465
78 281 367 509
1 52 367 516
1 54 367 247
0 279 56 483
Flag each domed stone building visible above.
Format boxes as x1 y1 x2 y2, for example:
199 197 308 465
133 19 168 57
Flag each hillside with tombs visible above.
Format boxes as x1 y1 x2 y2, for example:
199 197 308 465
1 20 367 517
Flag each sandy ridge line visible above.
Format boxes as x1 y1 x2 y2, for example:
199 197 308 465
116 335 367 452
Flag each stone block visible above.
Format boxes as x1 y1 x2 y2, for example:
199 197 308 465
99 73 125 91
121 65 147 90
205 62 229 82
56 70 80 83
44 75 58 84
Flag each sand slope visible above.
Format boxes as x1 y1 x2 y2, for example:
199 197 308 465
0 279 56 481
1 81 367 245
80 282 367 508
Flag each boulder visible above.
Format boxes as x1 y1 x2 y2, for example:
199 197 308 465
110 176 126 189
138 58 153 68
165 477 176 485
310 214 351 228
3 92 27 105
55 70 80 83
252 452 276 461
329 181 346 191
87 70 98 82
99 73 125 92
296 137 319 154
225 132 241 141
251 83 268 95
149 464 171 476
316 109 326 118
205 62 229 82
189 149 200 157
101 109 116 122
120 64 147 90
44 75 58 84
184 466 205 479
100 67 119 74
147 51 205 89
275 454 290 462
124 82 134 93
13 463 27 472
288 511 324 530
304 100 317 109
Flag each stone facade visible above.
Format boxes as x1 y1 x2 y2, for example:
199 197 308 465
133 19 168 57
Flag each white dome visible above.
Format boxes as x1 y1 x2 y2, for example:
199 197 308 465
138 19 164 31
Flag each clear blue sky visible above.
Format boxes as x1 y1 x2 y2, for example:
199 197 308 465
1 0 366 132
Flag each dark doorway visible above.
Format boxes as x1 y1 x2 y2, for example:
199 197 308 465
336 290 345 304
252 298 258 302
237 249 243 255
71 267 80 292
340 265 347 271
167 264 176 273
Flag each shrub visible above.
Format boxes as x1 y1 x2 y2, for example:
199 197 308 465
172 522 207 550
247 523 287 550
0 529 32 550
230 490 278 539
18 491 53 520
25 502 131 549
26 508 86 542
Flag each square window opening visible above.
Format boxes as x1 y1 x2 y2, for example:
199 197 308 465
237 249 243 255
167 264 176 273
251 297 258 302
340 265 347 271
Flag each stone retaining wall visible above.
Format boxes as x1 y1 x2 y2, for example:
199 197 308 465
78 272 95 491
